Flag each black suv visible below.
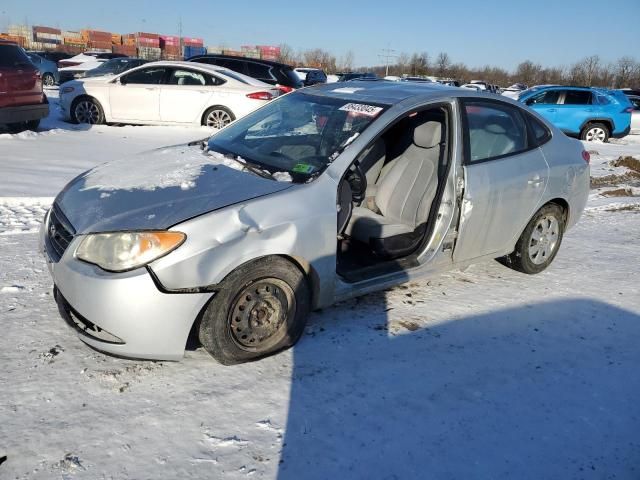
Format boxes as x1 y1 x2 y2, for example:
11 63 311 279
188 54 303 91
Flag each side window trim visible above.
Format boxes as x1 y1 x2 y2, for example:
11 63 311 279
459 98 538 166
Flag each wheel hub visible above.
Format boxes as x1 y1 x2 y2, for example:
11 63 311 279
528 215 560 265
229 279 293 350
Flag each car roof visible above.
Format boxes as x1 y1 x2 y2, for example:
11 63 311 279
188 54 292 69
305 80 465 105
0 40 18 46
137 60 271 86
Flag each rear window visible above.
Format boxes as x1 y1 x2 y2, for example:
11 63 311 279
0 44 30 67
247 62 272 80
526 90 560 105
563 90 592 105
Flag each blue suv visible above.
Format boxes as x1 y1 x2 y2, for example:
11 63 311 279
518 86 633 142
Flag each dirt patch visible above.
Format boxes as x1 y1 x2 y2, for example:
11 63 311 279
605 204 640 213
601 188 635 197
591 172 640 188
610 156 640 174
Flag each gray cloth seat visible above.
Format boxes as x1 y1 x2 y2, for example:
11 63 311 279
468 115 522 161
345 120 443 247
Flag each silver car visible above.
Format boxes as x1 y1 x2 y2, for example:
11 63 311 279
41 81 590 364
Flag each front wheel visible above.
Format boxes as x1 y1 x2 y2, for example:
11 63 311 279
198 256 310 365
500 204 565 274
71 97 105 125
581 123 610 143
203 106 235 129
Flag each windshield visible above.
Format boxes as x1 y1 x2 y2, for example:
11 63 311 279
207 91 387 182
0 44 30 67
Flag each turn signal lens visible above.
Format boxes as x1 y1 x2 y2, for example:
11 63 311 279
76 231 186 272
61 86 75 94
582 150 591 164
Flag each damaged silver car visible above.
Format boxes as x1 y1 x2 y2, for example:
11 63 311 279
41 81 590 364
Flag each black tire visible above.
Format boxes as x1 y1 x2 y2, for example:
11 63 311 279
500 203 565 275
71 97 105 125
202 106 235 128
580 122 610 143
6 119 39 133
42 73 55 87
198 256 310 365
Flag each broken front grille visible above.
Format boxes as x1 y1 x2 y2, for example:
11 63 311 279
45 204 75 262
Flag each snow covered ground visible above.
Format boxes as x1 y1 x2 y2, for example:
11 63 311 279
1 91 639 479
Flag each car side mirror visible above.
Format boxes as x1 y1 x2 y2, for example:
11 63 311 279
525 99 534 106
119 77 127 85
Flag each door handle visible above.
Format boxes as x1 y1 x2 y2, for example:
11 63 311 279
144 87 155 91
546 108 557 112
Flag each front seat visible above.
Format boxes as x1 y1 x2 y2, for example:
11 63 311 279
345 120 443 257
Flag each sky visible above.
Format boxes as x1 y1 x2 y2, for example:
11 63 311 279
1 0 639 70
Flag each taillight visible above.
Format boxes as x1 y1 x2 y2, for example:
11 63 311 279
582 150 591 164
277 85 294 94
246 91 274 101
623 107 633 114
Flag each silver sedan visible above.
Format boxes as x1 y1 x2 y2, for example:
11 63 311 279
41 81 590 364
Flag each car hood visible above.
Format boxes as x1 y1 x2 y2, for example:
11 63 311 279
54 143 295 234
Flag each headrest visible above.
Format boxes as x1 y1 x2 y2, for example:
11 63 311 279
485 123 507 135
414 121 442 148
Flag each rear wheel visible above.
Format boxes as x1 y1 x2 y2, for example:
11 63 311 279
71 97 104 125
42 73 55 87
581 122 610 143
500 203 565 274
198 256 310 365
203 106 235 129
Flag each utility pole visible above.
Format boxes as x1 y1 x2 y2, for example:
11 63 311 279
178 16 183 59
378 46 398 77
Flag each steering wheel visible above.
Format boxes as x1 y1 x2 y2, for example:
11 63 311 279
345 161 367 204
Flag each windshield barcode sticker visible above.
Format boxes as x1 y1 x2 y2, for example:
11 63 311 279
339 103 383 117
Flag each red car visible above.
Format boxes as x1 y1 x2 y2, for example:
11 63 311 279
0 40 49 132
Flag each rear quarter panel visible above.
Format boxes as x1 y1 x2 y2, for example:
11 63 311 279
540 133 589 230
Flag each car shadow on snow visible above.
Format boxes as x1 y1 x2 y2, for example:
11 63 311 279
277 298 640 479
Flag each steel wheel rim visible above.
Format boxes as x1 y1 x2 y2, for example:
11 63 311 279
75 101 100 124
528 215 560 265
43 74 54 86
228 278 295 351
586 127 606 142
206 110 232 129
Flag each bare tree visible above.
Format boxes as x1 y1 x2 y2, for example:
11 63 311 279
338 50 355 72
393 52 410 76
435 52 451 77
580 55 601 86
408 52 429 76
614 56 638 88
515 60 542 86
302 48 337 73
277 44 298 66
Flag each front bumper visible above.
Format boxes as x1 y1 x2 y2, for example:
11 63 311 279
40 220 212 360
0 103 49 124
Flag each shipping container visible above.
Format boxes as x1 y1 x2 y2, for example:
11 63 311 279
181 37 204 47
81 29 112 42
62 30 82 39
34 25 62 35
207 46 223 54
137 46 161 60
113 44 137 56
87 40 112 50
111 33 122 45
183 45 206 59
222 49 243 57
0 34 27 47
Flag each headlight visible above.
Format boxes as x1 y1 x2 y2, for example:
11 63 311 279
75 231 186 272
61 86 75 94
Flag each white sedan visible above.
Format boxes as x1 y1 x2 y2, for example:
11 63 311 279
59 61 280 128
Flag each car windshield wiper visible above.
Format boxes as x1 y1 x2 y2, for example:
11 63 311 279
208 149 275 181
